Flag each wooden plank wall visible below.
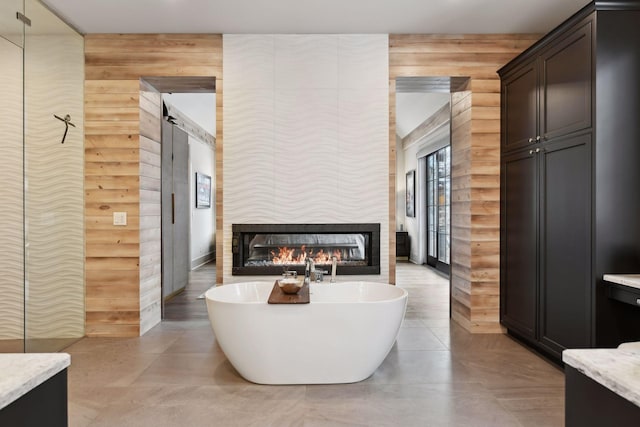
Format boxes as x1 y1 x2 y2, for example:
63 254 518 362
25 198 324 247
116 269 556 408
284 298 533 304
139 81 162 335
450 89 474 330
84 34 222 337
389 34 539 333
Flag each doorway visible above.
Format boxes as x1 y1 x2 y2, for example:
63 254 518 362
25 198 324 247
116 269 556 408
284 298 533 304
395 76 469 317
138 77 216 317
160 91 217 314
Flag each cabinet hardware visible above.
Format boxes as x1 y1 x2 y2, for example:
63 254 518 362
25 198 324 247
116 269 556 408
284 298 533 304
535 148 541 153
536 136 541 142
528 137 535 143
16 12 31 26
171 193 175 224
529 149 534 155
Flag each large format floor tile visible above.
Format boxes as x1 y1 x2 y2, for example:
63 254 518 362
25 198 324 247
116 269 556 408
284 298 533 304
66 261 564 426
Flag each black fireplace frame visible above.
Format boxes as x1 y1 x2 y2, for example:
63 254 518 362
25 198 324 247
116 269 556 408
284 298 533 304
232 223 381 276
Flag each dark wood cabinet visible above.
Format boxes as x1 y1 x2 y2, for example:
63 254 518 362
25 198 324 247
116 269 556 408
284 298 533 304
539 21 592 140
538 134 591 354
0 370 68 427
502 60 538 153
501 150 537 340
501 17 592 154
499 0 640 360
396 231 410 258
565 366 640 427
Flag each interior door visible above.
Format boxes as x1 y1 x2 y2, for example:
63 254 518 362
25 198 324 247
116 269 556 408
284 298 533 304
171 126 190 294
161 120 174 300
161 121 190 302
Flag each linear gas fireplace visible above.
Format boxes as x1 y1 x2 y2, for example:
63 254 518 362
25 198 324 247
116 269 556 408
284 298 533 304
232 223 380 275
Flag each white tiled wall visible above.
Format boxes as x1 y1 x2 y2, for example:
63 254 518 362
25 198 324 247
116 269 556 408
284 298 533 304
223 35 389 282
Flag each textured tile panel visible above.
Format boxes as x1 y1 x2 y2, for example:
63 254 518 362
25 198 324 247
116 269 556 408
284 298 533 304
224 35 389 282
274 35 338 89
24 34 85 340
0 39 25 340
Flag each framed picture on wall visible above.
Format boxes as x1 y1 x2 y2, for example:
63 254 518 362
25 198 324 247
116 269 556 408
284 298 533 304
406 170 415 217
195 172 211 208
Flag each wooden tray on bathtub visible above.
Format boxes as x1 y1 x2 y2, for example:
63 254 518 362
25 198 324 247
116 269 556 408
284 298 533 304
267 281 310 304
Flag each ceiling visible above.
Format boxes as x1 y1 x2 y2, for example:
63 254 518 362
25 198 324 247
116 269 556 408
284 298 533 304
38 0 591 140
396 93 450 140
42 0 590 35
163 93 216 136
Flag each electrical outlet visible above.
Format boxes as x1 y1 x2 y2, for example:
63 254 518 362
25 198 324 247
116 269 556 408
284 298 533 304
113 212 127 226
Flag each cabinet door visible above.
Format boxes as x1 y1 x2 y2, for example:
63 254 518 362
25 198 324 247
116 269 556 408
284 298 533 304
540 20 592 141
502 60 538 153
501 149 538 339
539 133 591 355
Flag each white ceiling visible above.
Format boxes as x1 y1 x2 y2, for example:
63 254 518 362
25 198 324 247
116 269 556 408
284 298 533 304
42 0 590 35
38 0 591 141
396 93 450 140
163 93 216 136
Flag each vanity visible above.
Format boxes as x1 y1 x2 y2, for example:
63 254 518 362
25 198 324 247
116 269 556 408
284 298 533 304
563 275 640 426
564 343 640 427
604 274 640 309
0 353 70 427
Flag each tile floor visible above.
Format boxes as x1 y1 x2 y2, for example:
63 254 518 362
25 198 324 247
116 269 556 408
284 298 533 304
66 262 564 426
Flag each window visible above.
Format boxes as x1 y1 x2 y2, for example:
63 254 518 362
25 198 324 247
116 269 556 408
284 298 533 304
426 146 450 273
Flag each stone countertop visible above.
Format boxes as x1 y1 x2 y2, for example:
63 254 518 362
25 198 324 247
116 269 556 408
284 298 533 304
603 274 640 290
563 345 640 408
0 353 70 410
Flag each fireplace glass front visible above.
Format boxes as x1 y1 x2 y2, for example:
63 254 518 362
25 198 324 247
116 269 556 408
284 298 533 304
232 224 380 275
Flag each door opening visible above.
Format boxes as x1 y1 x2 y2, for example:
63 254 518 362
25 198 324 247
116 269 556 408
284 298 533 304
139 76 216 319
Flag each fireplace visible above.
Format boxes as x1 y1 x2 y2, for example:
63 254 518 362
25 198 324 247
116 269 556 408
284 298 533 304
232 223 380 275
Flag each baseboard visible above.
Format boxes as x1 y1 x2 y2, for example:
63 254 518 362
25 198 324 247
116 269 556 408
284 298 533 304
191 251 215 270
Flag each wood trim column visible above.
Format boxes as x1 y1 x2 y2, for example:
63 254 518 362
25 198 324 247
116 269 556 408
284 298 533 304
84 34 222 337
389 34 539 332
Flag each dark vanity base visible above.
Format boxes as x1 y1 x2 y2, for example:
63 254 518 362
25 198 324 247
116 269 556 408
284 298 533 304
0 369 68 427
565 366 639 427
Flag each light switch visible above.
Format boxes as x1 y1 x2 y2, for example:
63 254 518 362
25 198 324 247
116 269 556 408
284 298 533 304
113 212 127 226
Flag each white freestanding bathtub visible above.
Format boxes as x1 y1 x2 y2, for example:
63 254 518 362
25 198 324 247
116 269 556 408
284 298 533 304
205 281 408 385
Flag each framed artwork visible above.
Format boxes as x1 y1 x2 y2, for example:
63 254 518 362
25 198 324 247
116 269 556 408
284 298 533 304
406 170 415 217
195 172 211 208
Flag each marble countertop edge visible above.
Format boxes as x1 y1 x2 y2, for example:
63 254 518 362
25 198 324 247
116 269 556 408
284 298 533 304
0 353 70 410
563 348 640 408
603 274 640 290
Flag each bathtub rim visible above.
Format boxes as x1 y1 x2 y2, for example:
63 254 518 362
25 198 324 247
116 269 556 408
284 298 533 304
204 281 408 305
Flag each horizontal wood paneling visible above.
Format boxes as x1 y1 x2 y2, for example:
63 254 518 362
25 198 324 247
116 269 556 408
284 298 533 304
390 34 539 333
84 34 222 337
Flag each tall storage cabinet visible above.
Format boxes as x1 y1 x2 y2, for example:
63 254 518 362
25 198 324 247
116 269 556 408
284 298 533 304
499 0 640 361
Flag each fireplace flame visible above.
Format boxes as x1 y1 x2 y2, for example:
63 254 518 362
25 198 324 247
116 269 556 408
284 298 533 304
269 245 342 265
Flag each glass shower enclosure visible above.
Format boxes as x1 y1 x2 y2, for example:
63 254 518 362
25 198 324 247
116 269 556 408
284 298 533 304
0 0 84 353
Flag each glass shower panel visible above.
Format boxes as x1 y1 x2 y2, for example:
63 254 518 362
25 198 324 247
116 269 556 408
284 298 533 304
24 0 84 352
0 33 25 353
0 0 24 47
